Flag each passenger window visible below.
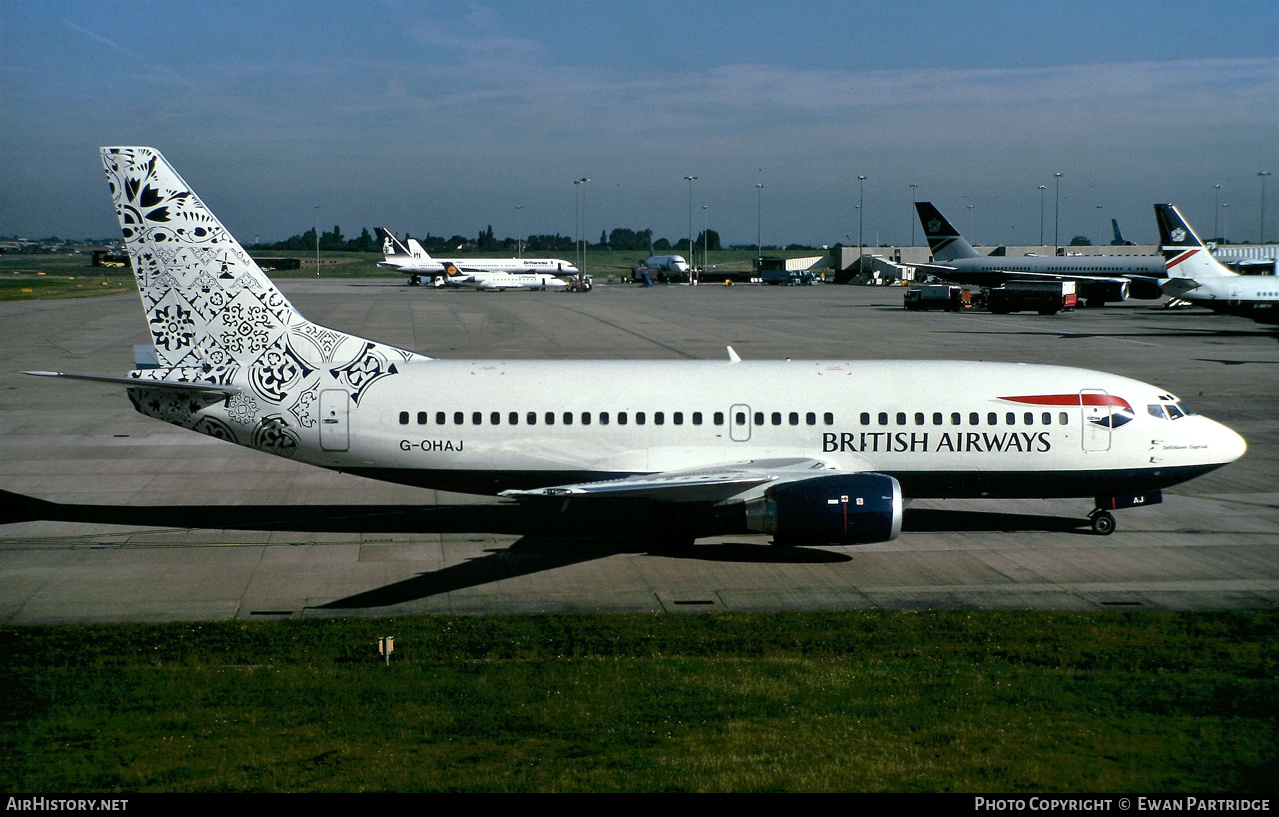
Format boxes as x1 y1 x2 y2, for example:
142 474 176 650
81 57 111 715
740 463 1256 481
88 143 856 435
674 412 684 425
509 412 519 425
526 412 537 425
878 412 889 426
714 412 724 426
951 413 961 425
969 413 980 426
987 412 997 425
754 412 764 426
637 412 646 425
896 412 907 426
656 412 666 425
824 413 834 425
491 412 501 425
860 412 870 425
693 412 703 425
600 412 610 425
1006 412 1016 425
398 411 409 425
582 412 591 425
933 412 943 425
454 411 464 425
1042 412 1052 425
563 412 573 425
915 412 925 425
545 412 555 425
1024 412 1034 425
436 411 446 425
472 412 483 425
618 412 628 425
789 412 799 426
417 411 428 425
1058 412 1069 425
806 412 816 425
735 411 746 425
771 412 782 426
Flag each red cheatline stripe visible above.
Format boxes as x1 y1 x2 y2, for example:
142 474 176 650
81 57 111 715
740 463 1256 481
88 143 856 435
1166 248 1200 269
1000 393 1134 411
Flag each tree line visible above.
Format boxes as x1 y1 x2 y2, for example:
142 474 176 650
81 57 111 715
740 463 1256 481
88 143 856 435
251 225 726 253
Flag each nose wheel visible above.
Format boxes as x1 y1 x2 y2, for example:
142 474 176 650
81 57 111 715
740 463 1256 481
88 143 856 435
1088 509 1116 536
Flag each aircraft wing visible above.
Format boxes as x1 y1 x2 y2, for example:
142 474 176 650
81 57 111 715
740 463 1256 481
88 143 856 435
500 457 863 504
1159 278 1203 298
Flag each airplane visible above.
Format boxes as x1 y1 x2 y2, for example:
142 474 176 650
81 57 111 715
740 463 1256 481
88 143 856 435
376 228 578 287
915 202 1167 306
1155 204 1279 325
26 147 1247 547
433 260 570 292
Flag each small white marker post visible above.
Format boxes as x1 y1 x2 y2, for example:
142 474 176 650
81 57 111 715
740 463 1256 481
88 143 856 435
378 636 395 666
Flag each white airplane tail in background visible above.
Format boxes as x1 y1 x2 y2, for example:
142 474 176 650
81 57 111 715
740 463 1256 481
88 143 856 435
1155 203 1238 282
87 147 426 453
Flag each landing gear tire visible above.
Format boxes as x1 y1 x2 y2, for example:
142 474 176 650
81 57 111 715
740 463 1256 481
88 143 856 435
1089 510 1116 536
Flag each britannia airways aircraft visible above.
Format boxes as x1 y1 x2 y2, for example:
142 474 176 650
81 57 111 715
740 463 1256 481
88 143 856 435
1156 204 1279 325
27 148 1247 544
376 227 577 289
916 202 1167 306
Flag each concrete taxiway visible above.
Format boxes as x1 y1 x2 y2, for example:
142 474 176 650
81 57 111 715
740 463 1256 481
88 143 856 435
2 279 1276 623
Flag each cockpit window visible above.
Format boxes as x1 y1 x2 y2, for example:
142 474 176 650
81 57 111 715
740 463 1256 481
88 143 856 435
1166 404 1185 420
1147 404 1168 420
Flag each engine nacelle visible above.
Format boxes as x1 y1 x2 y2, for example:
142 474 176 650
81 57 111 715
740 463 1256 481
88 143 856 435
1078 279 1129 303
744 473 902 546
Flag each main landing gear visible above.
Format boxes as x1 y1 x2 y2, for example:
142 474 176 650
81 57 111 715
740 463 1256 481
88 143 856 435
1088 490 1162 536
1088 509 1117 536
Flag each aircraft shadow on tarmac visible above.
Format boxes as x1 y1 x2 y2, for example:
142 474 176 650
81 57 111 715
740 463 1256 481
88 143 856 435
0 488 1087 609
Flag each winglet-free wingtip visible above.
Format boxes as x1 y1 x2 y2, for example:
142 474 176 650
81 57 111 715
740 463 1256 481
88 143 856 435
727 346 741 363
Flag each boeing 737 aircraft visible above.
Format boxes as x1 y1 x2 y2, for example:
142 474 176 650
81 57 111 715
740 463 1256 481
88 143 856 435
916 202 1166 306
27 148 1247 545
376 228 578 287
1156 204 1279 325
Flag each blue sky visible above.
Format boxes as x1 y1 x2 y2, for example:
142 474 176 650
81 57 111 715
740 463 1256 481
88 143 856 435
2 0 1277 248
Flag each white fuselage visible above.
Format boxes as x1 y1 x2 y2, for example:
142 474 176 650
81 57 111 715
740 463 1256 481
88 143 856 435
224 359 1244 499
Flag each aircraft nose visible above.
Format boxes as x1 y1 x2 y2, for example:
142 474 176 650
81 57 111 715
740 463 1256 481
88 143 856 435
1219 424 1248 463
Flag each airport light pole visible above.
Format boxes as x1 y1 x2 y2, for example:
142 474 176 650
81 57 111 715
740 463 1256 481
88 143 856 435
857 175 866 272
702 204 709 273
515 205 523 258
684 175 697 276
909 183 918 247
1053 173 1063 254
1259 171 1271 243
1222 202 1229 243
314 205 320 278
1096 205 1103 247
574 178 589 271
756 183 764 264
1212 184 1222 242
1039 185 1046 246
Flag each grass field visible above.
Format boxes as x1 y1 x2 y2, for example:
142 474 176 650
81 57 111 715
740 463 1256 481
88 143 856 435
2 611 1274 793
0 256 135 301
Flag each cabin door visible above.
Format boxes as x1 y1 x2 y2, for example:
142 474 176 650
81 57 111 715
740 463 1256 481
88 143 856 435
319 389 350 452
1080 389 1112 452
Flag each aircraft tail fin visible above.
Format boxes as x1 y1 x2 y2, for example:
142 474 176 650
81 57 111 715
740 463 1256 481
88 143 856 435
376 227 416 259
99 147 425 451
1154 204 1237 281
915 202 979 261
406 238 431 260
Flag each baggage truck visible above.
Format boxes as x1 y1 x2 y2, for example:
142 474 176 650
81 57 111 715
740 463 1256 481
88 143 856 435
987 280 1077 315
904 284 972 312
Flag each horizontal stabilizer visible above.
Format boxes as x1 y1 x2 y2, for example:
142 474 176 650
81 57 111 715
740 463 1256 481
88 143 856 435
24 370 241 396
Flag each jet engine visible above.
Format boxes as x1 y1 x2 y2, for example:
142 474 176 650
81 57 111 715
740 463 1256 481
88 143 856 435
743 473 902 545
1078 279 1130 305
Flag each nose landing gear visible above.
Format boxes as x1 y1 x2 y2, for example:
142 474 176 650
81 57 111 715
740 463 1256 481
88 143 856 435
1088 490 1162 535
